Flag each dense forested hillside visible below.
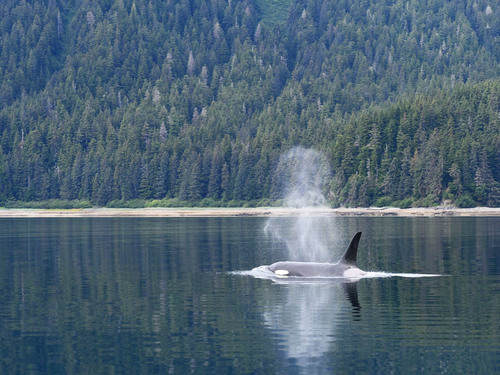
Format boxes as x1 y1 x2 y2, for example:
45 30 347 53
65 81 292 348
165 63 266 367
0 0 499 207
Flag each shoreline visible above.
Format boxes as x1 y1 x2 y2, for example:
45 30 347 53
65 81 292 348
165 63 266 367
0 206 499 217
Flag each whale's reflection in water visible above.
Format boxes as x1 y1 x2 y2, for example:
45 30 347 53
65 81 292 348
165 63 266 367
262 280 361 374
256 276 362 374
237 268 443 374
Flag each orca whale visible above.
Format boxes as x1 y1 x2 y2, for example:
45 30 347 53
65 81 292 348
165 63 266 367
268 232 366 278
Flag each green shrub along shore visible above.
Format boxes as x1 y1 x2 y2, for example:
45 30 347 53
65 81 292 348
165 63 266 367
0 198 276 210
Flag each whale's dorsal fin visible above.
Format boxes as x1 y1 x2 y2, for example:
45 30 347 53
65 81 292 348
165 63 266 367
339 232 362 266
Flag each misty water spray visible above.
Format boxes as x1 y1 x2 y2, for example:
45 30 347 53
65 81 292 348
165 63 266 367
265 147 337 262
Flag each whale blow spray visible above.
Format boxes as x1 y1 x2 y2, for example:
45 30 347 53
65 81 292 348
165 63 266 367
265 147 336 262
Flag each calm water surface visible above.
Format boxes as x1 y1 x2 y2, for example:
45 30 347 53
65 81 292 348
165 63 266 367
0 216 499 374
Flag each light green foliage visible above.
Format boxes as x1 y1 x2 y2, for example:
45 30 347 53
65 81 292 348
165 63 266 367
256 0 293 26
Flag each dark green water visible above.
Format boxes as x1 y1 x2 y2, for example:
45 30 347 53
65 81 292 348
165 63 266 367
0 217 499 374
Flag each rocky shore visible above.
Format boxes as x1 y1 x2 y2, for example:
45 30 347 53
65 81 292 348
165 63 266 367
1 206 499 217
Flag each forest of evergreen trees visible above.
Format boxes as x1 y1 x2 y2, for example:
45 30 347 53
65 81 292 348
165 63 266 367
0 0 499 207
